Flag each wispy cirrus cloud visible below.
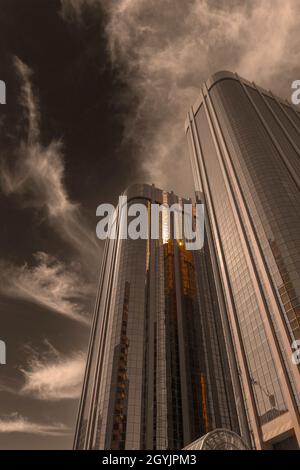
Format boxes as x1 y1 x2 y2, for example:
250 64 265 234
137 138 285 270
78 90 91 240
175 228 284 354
0 56 100 274
0 413 69 436
60 0 300 196
0 252 91 324
0 56 100 322
19 341 85 401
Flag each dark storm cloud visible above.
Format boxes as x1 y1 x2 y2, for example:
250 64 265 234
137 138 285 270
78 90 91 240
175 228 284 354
62 0 300 197
103 0 300 196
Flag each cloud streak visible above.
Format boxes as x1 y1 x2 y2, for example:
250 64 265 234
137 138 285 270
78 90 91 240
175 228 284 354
0 414 69 436
0 56 100 274
0 56 101 323
0 252 91 324
20 342 85 401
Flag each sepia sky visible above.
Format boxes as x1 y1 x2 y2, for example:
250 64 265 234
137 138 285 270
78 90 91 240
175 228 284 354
0 0 300 449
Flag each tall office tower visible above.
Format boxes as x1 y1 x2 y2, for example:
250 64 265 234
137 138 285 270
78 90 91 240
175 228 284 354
185 71 300 449
74 183 241 450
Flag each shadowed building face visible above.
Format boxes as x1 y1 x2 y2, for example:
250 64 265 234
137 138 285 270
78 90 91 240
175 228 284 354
186 71 300 450
74 183 240 450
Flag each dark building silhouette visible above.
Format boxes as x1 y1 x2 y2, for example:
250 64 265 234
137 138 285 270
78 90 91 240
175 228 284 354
185 71 300 449
74 183 241 449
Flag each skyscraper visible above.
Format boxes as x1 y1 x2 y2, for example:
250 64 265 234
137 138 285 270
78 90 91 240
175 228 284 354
74 183 241 450
185 71 300 449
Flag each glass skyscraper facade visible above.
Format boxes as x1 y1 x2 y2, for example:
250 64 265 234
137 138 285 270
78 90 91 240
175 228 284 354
74 183 241 450
185 71 300 449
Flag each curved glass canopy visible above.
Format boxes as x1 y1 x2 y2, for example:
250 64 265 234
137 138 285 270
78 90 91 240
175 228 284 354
184 429 250 450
